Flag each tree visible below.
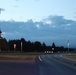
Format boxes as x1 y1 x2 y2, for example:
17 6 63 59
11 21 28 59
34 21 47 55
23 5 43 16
52 42 55 48
0 38 9 51
34 41 42 52
52 42 56 52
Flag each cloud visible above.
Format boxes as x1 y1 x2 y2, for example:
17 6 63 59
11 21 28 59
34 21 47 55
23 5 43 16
15 0 19 1
36 24 40 29
0 15 76 47
43 15 76 27
35 0 40 1
2 32 13 35
15 0 24 2
0 8 4 11
0 8 5 14
14 6 19 8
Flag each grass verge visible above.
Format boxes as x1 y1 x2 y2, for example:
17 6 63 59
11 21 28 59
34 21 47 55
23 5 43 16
65 55 76 60
0 55 36 60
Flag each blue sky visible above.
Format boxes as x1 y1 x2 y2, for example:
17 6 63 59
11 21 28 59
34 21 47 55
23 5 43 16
0 0 76 48
0 0 76 21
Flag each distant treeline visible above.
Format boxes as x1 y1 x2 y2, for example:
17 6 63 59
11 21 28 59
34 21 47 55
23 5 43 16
1 38 74 52
7 38 74 52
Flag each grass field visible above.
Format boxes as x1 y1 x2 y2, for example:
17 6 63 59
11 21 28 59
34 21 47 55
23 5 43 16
65 55 76 60
0 55 36 60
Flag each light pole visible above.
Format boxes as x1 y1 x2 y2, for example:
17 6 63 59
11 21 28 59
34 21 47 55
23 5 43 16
68 40 69 53
21 41 22 52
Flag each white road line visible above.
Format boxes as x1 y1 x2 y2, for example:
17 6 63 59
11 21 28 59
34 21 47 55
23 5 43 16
38 56 42 61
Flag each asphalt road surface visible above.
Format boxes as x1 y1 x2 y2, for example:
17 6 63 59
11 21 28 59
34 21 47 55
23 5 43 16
0 54 76 75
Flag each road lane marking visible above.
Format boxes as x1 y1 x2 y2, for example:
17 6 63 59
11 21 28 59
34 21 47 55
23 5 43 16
38 56 42 61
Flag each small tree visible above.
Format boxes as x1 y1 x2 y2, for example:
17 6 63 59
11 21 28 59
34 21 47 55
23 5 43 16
52 42 55 48
52 42 56 52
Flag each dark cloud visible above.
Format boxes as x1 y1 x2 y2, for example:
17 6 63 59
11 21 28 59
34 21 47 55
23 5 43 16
15 0 24 1
43 15 75 27
15 0 19 1
0 8 5 14
35 0 40 1
14 5 19 8
0 15 76 47
73 12 76 14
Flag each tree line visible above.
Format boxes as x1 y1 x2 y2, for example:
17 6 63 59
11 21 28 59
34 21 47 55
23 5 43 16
1 38 74 53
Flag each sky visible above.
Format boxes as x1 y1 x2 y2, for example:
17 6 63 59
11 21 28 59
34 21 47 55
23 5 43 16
0 0 76 21
0 0 76 48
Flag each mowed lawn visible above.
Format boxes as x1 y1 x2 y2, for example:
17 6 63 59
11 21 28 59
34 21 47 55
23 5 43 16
0 55 36 60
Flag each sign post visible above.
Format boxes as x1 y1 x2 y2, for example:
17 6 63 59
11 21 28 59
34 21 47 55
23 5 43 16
14 44 16 52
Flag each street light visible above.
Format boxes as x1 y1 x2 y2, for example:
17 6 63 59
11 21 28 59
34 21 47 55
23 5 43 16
21 41 22 52
68 40 69 53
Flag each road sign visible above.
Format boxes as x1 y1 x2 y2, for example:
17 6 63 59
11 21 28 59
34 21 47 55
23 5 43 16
14 44 16 49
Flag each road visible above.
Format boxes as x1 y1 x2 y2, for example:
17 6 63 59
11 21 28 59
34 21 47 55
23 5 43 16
0 54 76 75
37 54 76 75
